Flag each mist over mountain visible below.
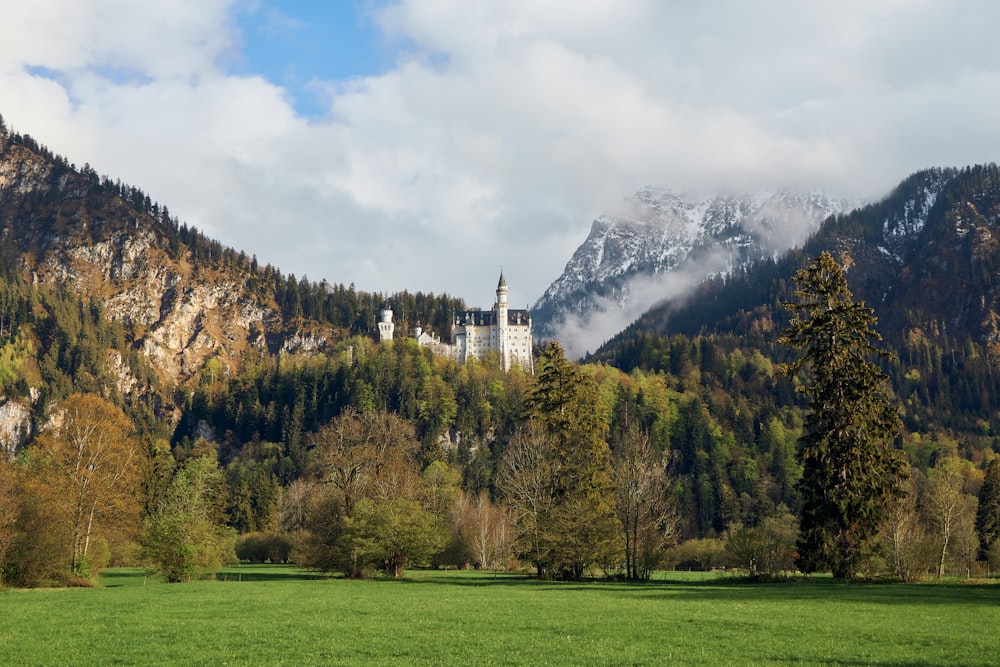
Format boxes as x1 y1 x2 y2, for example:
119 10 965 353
609 166 972 346
533 187 859 357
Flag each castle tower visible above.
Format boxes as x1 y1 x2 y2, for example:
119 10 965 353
496 271 510 370
378 305 395 343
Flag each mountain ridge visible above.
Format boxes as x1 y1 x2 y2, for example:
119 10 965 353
533 186 859 356
0 118 464 450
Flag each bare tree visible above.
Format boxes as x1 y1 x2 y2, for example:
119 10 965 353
880 471 932 582
611 427 679 580
925 457 978 578
496 421 553 576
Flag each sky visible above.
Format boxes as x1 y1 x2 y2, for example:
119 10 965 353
2 0 1000 315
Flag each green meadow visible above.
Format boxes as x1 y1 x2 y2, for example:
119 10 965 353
1 567 997 666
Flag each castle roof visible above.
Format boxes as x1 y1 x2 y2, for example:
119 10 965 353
454 309 530 327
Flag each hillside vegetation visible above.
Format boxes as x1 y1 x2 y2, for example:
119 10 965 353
1 114 999 584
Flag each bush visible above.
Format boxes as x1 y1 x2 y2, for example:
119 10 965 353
666 538 727 571
236 532 294 564
725 516 797 581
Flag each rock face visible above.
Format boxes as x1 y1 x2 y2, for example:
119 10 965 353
0 125 329 397
0 399 31 456
534 187 859 356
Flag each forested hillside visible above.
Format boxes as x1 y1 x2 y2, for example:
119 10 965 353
1 112 999 585
599 166 1000 450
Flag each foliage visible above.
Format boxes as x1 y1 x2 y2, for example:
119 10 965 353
301 409 447 577
0 458 17 584
499 342 621 578
666 537 728 571
976 458 1000 560
780 252 906 578
234 532 294 564
142 453 237 582
12 394 144 583
724 515 797 580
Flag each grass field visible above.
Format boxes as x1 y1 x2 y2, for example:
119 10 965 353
1 566 998 666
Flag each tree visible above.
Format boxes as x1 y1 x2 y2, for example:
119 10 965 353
507 341 621 578
880 471 934 582
29 394 143 579
303 409 445 577
497 421 554 575
611 426 679 580
0 458 21 584
311 408 411 516
725 515 798 581
924 457 978 578
344 497 448 577
976 458 1000 560
455 489 512 570
780 252 906 579
143 454 237 582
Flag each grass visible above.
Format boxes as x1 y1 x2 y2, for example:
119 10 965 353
1 566 998 665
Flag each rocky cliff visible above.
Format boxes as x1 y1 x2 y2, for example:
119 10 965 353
0 125 338 444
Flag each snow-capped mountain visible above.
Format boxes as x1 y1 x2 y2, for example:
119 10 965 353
533 187 861 356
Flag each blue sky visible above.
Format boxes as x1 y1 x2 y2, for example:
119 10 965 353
2 1 1000 353
232 2 390 117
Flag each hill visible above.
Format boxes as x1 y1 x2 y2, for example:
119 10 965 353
0 117 463 450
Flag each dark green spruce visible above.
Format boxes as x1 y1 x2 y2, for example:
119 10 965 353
780 252 906 579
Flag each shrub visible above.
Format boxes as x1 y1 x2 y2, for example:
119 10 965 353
725 516 797 581
666 538 727 571
236 532 294 564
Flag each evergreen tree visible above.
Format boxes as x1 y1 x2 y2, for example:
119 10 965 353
976 458 1000 560
780 252 905 578
521 341 621 578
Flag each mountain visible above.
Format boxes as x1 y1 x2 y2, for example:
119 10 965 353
618 166 974 344
594 165 1000 454
0 120 463 451
533 187 859 356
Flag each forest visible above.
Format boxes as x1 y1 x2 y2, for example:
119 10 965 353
1 262 997 584
0 120 999 585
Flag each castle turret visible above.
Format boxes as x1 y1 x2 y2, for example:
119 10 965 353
496 271 510 370
378 305 395 343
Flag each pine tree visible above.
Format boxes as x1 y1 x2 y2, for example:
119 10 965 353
780 252 905 579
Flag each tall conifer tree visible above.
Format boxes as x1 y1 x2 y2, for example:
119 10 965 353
523 341 621 578
976 459 1000 560
780 252 905 579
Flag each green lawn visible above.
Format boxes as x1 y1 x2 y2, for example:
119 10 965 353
1 566 997 665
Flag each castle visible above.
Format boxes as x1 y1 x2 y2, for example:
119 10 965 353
379 272 534 373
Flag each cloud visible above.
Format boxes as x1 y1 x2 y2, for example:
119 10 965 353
554 247 734 359
1 0 999 320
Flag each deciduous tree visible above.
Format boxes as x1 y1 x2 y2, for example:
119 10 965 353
143 453 237 582
611 426 679 580
924 457 978 578
30 394 143 579
497 420 553 575
303 409 445 577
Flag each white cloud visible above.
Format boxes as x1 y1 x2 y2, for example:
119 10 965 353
2 0 999 319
